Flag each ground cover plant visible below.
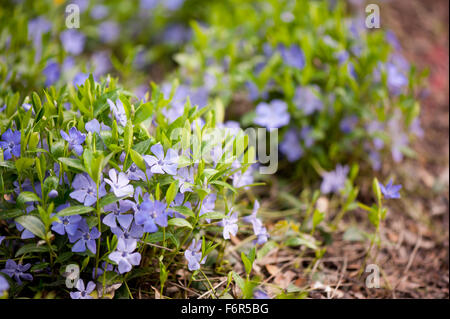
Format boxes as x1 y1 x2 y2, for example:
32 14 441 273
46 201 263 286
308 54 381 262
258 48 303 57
0 0 448 299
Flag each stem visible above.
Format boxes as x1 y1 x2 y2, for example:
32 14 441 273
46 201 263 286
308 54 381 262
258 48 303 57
199 269 216 299
94 184 101 279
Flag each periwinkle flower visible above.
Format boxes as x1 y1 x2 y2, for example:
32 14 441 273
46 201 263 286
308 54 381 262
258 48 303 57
409 118 424 138
320 164 349 194
280 129 303 162
28 17 51 46
254 100 290 131
90 5 109 20
140 0 158 10
143 143 179 175
52 215 82 236
98 21 120 43
1 260 33 285
232 163 255 189
379 179 402 199
348 62 357 79
107 98 127 127
0 275 9 296
43 61 60 87
184 239 206 271
0 128 21 160
70 173 106 206
48 189 58 198
134 200 163 232
253 288 270 299
60 30 85 55
219 211 238 240
163 0 185 11
199 193 216 220
109 238 141 274
278 44 306 70
300 126 315 148
103 200 135 229
167 193 191 219
111 222 144 243
336 50 349 64
174 167 194 193
242 201 268 245
163 24 191 45
70 279 95 299
340 115 359 134
85 119 110 134
125 163 148 181
0 236 4 245
60 127 86 156
386 62 408 95
73 73 89 87
104 169 134 198
92 51 111 78
92 262 114 279
294 86 323 115
69 219 101 254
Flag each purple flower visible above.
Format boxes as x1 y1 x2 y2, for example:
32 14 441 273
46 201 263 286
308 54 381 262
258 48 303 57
386 62 408 95
409 118 424 138
300 126 315 148
0 128 21 160
144 143 179 175
98 21 120 43
379 179 402 199
0 236 4 245
0 275 9 296
232 163 255 189
280 129 303 162
320 164 349 194
254 100 290 131
92 262 114 279
340 115 359 134
43 61 60 87
91 51 111 78
294 86 323 115
167 193 191 218
199 193 216 220
73 73 89 87
163 0 185 11
48 189 58 198
220 211 238 240
336 50 349 64
111 222 144 243
60 30 85 55
90 5 109 20
69 219 101 254
184 239 206 271
163 24 191 45
348 62 357 79
140 0 158 9
134 199 168 232
69 173 106 206
103 200 135 229
70 279 95 299
174 167 194 193
109 238 141 274
1 260 33 285
278 44 306 70
52 214 82 236
104 169 134 198
60 127 86 156
107 99 127 127
368 150 382 171
28 17 51 46
125 163 149 181
242 201 268 245
253 288 270 299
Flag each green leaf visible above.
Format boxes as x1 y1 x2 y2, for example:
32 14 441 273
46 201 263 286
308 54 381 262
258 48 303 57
200 211 226 220
15 243 50 257
15 157 35 174
55 206 95 217
165 181 177 206
17 191 42 206
98 193 121 208
0 208 24 220
123 120 133 155
130 149 147 172
167 218 193 229
15 215 46 239
134 102 153 124
285 236 318 250
58 157 86 172
232 271 245 291
241 252 252 276
171 206 195 218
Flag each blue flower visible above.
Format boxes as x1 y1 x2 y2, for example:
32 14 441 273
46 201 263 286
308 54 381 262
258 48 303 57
219 211 238 240
135 199 168 231
386 62 408 95
104 169 134 198
109 238 141 274
60 30 85 55
90 5 109 20
184 239 206 271
174 167 194 193
280 129 303 162
60 127 86 156
278 44 306 70
340 115 359 134
294 86 323 115
103 200 135 229
52 204 82 236
125 163 149 182
254 100 290 131
107 98 127 127
0 275 9 296
0 128 21 160
43 61 60 87
320 164 349 194
253 288 270 299
242 201 268 245
111 222 144 243
73 73 89 87
144 143 179 175
69 173 106 207
167 193 191 219
98 21 120 44
1 259 33 285
70 279 95 299
379 179 402 199
69 219 101 254
0 236 4 245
